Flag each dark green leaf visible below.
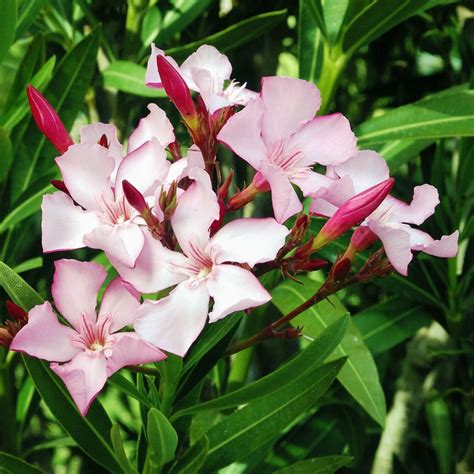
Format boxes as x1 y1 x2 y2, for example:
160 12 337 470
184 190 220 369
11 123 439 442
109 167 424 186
103 61 166 98
0 126 12 184
173 316 349 418
110 424 137 474
272 277 386 427
0 0 16 66
12 257 43 274
169 437 209 474
146 408 179 468
166 10 287 61
202 358 346 471
0 452 43 474
322 0 349 45
108 372 154 409
15 0 48 40
275 455 353 473
378 139 434 171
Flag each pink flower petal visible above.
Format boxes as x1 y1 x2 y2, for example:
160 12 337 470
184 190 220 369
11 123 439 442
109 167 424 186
111 231 188 293
291 170 335 197
56 144 115 211
368 221 413 275
10 302 80 362
288 113 357 167
207 264 270 322
391 184 440 225
171 168 219 255
209 218 289 266
407 228 459 258
333 150 389 194
51 352 107 416
52 259 106 331
106 333 166 376
261 76 321 145
145 44 181 88
84 222 145 269
98 278 140 333
260 162 302 223
217 98 268 170
41 192 100 253
128 104 175 152
135 282 210 357
115 139 170 199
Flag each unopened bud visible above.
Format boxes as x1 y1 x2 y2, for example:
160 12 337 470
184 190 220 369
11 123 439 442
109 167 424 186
157 55 196 119
344 226 379 261
159 182 178 220
330 258 352 282
168 141 182 161
27 85 74 154
122 180 148 214
51 179 70 196
98 133 110 148
312 178 394 251
218 170 234 201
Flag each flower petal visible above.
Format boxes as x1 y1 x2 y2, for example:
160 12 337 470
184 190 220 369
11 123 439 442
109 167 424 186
391 184 440 225
171 168 219 255
115 138 170 199
135 282 210 357
207 264 270 322
407 228 459 258
333 150 389 194
52 259 106 331
260 162 302 223
10 301 80 362
368 221 413 275
261 76 321 145
291 170 335 197
128 104 175 152
50 352 107 416
217 98 268 170
106 333 166 376
111 231 188 293
56 144 115 211
84 222 145 269
41 192 100 253
145 44 181 88
209 218 289 266
289 113 357 167
98 278 140 333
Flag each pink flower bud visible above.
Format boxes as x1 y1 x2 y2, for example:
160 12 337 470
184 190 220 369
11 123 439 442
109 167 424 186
26 85 74 154
312 178 394 250
156 56 196 118
122 180 148 214
6 300 28 322
350 226 378 252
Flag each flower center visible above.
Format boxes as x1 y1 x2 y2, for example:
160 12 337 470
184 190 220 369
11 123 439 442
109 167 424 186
269 140 303 171
73 315 113 353
100 195 133 226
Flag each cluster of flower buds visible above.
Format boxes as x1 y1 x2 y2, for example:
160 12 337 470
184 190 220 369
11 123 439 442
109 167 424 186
12 43 459 416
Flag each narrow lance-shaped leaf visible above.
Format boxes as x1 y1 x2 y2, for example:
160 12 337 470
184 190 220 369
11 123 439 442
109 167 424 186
146 408 179 468
0 0 16 66
275 455 354 474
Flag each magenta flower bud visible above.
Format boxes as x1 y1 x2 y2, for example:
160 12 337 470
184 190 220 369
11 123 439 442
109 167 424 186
26 85 74 154
156 55 196 118
312 178 394 250
350 226 378 252
6 300 28 323
122 180 148 214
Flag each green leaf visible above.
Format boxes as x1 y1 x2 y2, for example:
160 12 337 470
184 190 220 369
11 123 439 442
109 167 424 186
166 10 287 61
102 61 167 98
108 372 154 409
0 0 16 66
357 90 474 147
272 277 386 427
12 257 43 274
0 126 12 183
202 358 346 471
147 408 179 468
0 452 43 474
173 316 349 419
378 138 434 171
110 424 137 474
0 261 121 472
0 184 54 234
11 30 99 202
298 0 324 83
305 0 327 38
353 298 431 355
2 56 56 131
341 0 449 55
169 437 209 474
275 455 353 473
15 0 48 40
156 0 213 45
322 0 349 45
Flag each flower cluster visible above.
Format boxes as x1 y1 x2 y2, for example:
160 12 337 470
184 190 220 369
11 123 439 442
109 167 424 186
9 44 458 415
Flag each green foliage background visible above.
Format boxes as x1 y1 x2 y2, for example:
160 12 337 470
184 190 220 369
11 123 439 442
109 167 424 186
0 0 473 473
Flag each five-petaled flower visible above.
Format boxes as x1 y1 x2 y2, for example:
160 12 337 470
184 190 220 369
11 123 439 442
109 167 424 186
10 259 166 415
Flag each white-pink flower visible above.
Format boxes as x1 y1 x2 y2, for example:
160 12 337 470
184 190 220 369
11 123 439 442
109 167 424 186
311 150 459 275
10 259 165 416
112 168 289 357
217 76 358 223
41 104 190 268
146 44 257 114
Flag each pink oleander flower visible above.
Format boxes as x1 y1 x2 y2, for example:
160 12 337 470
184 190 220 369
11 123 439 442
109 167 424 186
146 44 257 114
10 259 166 416
217 76 357 223
27 85 74 154
111 168 290 357
41 104 200 268
311 151 459 275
